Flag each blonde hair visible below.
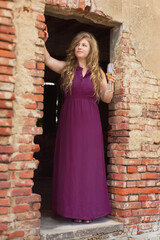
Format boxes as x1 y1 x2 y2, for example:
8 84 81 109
61 32 103 101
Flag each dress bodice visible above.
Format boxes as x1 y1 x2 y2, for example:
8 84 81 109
64 66 97 102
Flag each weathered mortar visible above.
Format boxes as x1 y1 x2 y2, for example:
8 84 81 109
11 2 39 147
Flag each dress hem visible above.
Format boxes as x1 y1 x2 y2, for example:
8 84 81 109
52 209 111 220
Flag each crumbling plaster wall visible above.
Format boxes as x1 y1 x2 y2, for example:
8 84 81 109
95 0 160 78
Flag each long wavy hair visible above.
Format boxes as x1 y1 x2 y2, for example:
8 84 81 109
61 32 103 101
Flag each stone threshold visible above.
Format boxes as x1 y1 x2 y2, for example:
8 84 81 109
40 215 123 240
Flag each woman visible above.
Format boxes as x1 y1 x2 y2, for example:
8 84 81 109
44 27 115 223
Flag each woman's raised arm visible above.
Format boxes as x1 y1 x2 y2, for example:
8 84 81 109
44 26 66 74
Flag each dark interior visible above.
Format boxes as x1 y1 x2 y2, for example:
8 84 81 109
33 15 111 215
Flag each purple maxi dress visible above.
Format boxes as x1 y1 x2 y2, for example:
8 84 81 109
52 66 111 220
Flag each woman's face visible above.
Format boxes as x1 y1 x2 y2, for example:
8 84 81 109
74 38 90 60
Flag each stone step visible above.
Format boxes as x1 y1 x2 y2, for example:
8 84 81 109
40 215 123 240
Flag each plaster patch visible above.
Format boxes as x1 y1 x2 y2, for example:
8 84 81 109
129 104 142 117
129 130 153 150
10 1 42 146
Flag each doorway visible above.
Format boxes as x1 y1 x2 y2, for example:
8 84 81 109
33 15 111 216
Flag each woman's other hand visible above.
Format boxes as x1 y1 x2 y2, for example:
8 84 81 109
106 69 116 84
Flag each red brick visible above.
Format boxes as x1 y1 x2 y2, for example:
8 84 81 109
12 204 30 213
0 66 13 75
15 193 41 204
15 179 34 187
132 208 159 216
113 201 141 210
0 207 9 214
136 181 146 187
16 219 41 229
16 211 40 221
19 144 40 152
22 93 43 102
0 190 7 198
0 92 15 100
33 86 44 94
137 166 146 172
0 8 12 18
35 53 44 62
0 57 14 67
19 170 34 179
111 209 132 217
0 75 15 83
22 126 42 135
0 17 13 27
110 158 142 165
0 1 14 10
0 25 15 34
0 145 13 153
37 102 43 110
32 203 41 210
107 164 126 173
109 173 140 181
18 136 33 144
10 153 33 161
0 198 10 206
78 0 85 9
0 172 8 180
108 143 128 151
24 118 37 126
0 154 10 163
147 166 157 171
127 166 137 173
110 187 159 195
114 195 129 202
11 188 32 196
0 223 8 231
107 150 126 158
0 163 8 171
37 62 45 70
0 41 15 51
148 194 156 201
0 119 12 127
0 32 16 43
127 181 136 188
0 100 13 109
25 103 37 109
141 173 159 180
28 69 44 77
9 161 37 170
139 195 148 201
35 21 46 30
0 49 15 58
0 181 11 188
8 231 24 239
142 201 159 208
36 13 45 22
146 180 157 187
142 159 159 165
111 123 129 130
24 61 36 69
108 130 129 137
33 77 44 85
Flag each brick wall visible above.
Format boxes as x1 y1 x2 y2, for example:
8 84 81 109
0 0 159 239
0 0 45 239
108 31 160 234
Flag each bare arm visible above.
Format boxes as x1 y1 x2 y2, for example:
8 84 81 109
100 69 115 103
44 26 66 74
44 45 66 74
